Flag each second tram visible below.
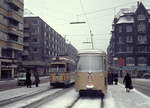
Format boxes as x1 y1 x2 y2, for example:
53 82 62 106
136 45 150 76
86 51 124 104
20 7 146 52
49 56 76 87
75 50 107 96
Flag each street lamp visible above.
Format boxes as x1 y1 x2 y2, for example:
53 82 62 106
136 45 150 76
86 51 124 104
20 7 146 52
70 21 86 24
113 57 118 70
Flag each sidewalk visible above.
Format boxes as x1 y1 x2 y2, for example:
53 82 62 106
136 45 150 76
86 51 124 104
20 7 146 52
105 83 150 108
0 82 50 101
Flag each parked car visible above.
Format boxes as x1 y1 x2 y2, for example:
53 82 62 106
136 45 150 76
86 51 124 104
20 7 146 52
17 73 35 86
143 73 150 79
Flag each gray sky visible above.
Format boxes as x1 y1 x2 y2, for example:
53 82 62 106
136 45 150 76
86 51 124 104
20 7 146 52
24 0 150 51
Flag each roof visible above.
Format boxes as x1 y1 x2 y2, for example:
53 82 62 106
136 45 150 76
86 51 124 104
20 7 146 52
117 16 134 24
24 8 38 17
78 49 106 55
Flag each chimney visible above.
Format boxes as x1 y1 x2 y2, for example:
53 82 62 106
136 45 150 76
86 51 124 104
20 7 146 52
137 1 140 7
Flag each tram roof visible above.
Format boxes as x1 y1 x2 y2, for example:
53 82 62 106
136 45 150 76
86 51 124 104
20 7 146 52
77 49 106 55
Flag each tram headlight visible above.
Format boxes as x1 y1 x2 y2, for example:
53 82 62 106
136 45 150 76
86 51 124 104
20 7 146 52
86 83 94 89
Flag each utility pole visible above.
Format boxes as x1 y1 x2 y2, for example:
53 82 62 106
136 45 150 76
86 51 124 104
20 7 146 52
90 30 94 49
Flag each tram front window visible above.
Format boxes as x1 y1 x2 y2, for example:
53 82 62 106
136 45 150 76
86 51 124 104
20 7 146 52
77 55 103 72
51 64 65 72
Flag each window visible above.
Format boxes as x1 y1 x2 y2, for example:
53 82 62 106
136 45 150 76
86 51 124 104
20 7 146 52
32 20 38 25
126 57 135 65
137 23 146 33
138 35 147 44
126 36 133 43
118 48 124 52
126 46 133 52
118 25 122 33
118 37 124 44
32 38 38 42
137 14 146 20
126 25 132 32
77 54 103 72
138 46 147 53
0 31 7 41
138 57 147 65
33 48 38 52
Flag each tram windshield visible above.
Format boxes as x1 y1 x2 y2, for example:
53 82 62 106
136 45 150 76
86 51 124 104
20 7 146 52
77 54 103 72
51 64 66 72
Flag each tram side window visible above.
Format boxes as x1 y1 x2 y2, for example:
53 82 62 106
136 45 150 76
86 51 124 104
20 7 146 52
51 64 65 72
77 55 103 72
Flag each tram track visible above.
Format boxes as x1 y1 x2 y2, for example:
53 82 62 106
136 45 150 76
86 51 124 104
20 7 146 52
67 96 104 108
0 87 52 107
23 87 73 108
0 85 73 108
67 96 80 108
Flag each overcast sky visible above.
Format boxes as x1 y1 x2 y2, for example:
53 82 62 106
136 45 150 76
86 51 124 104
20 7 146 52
24 0 150 52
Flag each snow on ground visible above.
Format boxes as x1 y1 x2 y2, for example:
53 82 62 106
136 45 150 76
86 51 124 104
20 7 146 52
0 82 50 101
73 97 100 108
0 81 150 108
2 88 62 108
107 84 150 108
39 88 78 108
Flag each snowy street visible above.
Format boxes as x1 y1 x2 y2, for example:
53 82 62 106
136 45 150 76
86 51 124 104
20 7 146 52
0 82 150 108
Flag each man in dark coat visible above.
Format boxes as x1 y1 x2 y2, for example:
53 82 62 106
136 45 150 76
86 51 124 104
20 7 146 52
34 72 39 87
123 73 132 92
26 71 31 88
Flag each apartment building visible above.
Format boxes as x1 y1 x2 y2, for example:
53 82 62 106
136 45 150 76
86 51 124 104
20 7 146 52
107 2 150 77
23 16 77 76
0 0 24 80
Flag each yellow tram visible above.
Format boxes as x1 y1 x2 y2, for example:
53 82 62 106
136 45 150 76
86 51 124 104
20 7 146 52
49 56 76 87
75 49 108 96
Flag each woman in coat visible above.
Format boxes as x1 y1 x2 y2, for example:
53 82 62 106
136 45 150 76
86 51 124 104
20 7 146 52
123 73 132 92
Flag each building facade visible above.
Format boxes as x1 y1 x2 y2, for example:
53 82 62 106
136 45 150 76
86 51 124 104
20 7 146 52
23 16 77 76
107 2 150 77
0 0 24 80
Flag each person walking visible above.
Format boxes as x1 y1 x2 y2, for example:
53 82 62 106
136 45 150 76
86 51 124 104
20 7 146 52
26 71 31 88
114 73 118 85
34 72 39 87
123 73 132 92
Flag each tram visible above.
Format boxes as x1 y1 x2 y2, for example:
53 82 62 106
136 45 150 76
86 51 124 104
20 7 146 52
49 56 76 87
75 49 108 96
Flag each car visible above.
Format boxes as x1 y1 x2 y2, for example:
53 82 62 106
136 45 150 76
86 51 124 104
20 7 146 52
17 73 35 86
143 73 150 79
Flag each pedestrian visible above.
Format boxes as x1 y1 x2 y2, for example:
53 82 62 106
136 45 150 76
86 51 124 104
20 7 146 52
123 73 132 92
26 71 31 88
114 73 118 85
108 72 114 85
34 72 39 87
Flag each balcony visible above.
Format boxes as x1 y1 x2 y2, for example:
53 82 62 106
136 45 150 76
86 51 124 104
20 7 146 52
0 7 8 16
0 23 8 32
22 50 29 56
8 26 23 37
7 0 24 9
7 41 23 51
8 10 23 23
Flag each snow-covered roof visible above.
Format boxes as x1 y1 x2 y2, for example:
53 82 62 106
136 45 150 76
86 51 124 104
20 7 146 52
78 49 106 55
24 8 38 17
117 16 134 24
147 9 150 14
116 8 136 18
